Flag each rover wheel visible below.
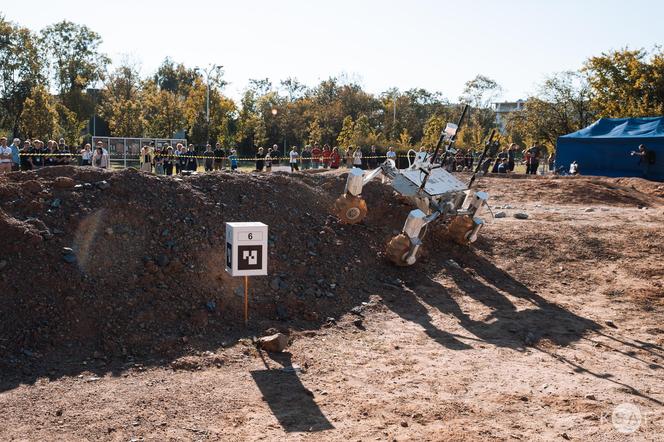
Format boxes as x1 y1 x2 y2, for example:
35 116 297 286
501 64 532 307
386 233 414 266
334 195 368 224
447 215 475 246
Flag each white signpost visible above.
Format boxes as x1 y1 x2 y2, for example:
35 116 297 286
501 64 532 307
225 222 268 325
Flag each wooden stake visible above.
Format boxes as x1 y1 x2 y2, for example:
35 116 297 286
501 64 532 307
244 275 249 326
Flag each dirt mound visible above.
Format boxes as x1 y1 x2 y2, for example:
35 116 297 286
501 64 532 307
0 167 409 360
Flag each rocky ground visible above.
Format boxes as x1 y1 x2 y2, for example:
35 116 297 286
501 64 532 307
1 168 663 441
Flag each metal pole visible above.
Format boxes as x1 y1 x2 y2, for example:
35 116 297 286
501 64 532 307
244 275 249 326
393 95 396 125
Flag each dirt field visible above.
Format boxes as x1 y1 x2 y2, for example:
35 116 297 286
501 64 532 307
1 169 663 441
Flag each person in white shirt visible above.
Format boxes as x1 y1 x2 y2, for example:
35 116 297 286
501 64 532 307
0 137 13 174
289 146 300 172
352 147 363 169
386 146 397 162
81 143 93 166
92 146 110 169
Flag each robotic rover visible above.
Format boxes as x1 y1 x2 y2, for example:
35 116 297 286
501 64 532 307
333 105 497 266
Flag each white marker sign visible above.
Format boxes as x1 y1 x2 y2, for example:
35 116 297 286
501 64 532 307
225 222 268 276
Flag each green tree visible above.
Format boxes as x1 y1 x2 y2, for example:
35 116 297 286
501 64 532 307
307 118 323 145
142 80 186 138
40 20 110 120
19 85 58 140
506 71 594 150
398 128 412 150
56 103 86 146
0 16 43 136
422 114 445 148
336 115 354 147
351 114 371 146
583 47 664 117
99 62 144 137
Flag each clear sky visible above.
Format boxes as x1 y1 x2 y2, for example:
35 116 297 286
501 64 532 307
4 0 664 102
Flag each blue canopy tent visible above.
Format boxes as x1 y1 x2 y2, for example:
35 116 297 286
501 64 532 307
557 117 664 180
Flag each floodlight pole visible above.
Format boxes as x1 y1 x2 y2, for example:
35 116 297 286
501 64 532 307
196 64 223 144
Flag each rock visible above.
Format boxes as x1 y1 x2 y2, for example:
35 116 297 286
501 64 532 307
350 305 365 316
257 333 288 352
50 198 61 208
53 177 75 189
561 432 570 440
400 421 409 427
447 259 461 269
276 304 289 320
524 331 537 345
353 318 363 328
0 260 7 271
584 208 595 213
513 212 529 220
494 211 507 218
104 227 113 235
155 254 170 267
584 394 596 400
22 180 43 193
205 300 216 312
605 320 617 329
270 277 281 290
96 180 111 190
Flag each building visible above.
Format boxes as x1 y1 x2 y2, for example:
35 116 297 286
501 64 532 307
492 100 525 133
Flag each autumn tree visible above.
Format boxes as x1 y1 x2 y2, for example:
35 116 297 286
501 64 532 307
0 16 43 136
583 47 664 117
20 85 58 140
506 71 594 150
99 62 144 137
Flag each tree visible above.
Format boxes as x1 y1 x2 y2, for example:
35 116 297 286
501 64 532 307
583 47 664 117
183 78 237 144
153 57 198 99
99 62 144 137
336 116 354 147
56 103 87 146
0 16 43 136
307 118 323 145
19 85 58 140
506 71 594 150
351 114 371 146
40 21 110 120
142 80 186 138
398 128 412 150
422 114 445 148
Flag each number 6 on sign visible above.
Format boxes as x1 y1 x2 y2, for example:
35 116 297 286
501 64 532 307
225 222 268 277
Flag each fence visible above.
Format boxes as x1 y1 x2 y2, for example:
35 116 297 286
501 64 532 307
91 136 187 169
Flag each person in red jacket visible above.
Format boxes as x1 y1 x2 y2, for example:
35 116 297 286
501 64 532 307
311 143 322 169
322 144 331 168
330 146 341 169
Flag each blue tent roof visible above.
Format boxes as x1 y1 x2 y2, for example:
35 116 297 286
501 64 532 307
556 116 664 180
560 117 664 139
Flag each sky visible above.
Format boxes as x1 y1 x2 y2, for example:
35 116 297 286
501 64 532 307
4 0 664 102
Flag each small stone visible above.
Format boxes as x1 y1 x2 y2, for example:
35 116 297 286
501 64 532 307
50 198 61 208
53 176 75 189
605 320 617 329
561 432 571 440
584 208 595 213
96 180 110 190
494 211 507 218
400 421 408 427
155 254 170 267
0 260 7 270
513 212 529 220
270 277 282 290
257 333 288 353
584 394 596 400
447 259 461 269
105 227 113 235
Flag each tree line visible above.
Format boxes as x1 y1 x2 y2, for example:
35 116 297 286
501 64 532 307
2 15 664 156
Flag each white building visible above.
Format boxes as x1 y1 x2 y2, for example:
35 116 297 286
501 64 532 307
493 100 525 133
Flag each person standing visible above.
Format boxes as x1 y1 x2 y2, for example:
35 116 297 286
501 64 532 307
0 137 11 174
229 149 239 171
9 138 20 171
507 143 517 172
322 144 331 169
213 142 224 171
265 149 273 172
19 140 34 171
345 147 353 168
386 146 397 163
547 152 555 173
255 147 265 171
154 147 165 175
92 146 109 169
187 144 198 171
311 143 322 169
81 144 93 166
271 144 281 166
289 146 300 172
352 146 363 169
368 145 378 169
526 143 541 175
204 144 214 172
330 147 341 169
301 145 311 170
163 146 174 176
140 144 153 173
631 144 655 178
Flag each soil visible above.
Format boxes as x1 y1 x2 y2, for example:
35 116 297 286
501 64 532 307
1 167 663 441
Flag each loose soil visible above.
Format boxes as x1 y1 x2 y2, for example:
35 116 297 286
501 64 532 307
1 167 663 441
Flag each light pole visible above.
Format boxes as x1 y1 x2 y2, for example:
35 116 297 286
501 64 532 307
195 64 223 144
